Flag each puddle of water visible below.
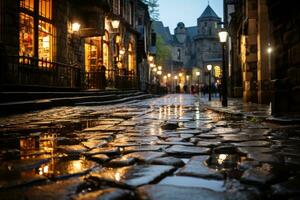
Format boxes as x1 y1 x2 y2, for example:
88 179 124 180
208 153 247 179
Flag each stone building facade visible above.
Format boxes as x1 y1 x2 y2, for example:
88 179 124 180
152 5 222 90
0 0 152 91
266 0 300 116
227 0 300 116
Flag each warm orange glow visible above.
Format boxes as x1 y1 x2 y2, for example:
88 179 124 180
72 22 81 32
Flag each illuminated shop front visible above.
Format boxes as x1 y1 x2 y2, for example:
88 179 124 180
19 0 55 62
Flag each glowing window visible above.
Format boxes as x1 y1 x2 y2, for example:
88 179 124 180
38 20 55 61
128 43 134 72
19 13 34 57
39 0 52 19
20 0 34 11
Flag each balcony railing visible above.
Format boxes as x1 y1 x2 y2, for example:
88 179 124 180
85 68 137 90
115 68 137 89
0 55 82 89
0 55 138 90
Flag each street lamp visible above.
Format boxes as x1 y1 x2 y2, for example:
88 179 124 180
111 20 120 29
207 64 212 101
218 28 228 107
108 19 121 88
196 71 200 85
72 22 81 32
267 44 272 80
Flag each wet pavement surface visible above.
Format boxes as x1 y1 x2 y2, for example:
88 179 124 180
0 94 300 200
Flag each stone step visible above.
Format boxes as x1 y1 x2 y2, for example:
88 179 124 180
0 91 150 116
0 89 138 103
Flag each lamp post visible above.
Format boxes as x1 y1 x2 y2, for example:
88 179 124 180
267 44 272 80
218 28 228 107
167 73 171 93
196 71 200 95
109 19 120 88
207 64 212 101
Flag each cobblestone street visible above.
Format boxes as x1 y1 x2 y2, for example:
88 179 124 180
0 94 300 200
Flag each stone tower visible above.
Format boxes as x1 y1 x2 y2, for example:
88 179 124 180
175 22 187 44
195 5 222 84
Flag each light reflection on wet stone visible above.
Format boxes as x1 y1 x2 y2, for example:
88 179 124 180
0 94 299 199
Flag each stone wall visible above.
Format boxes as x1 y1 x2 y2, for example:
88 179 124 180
267 0 300 116
1 0 19 55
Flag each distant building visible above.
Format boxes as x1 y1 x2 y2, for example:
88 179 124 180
152 4 222 91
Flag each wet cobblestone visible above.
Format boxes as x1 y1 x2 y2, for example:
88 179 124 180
0 94 300 199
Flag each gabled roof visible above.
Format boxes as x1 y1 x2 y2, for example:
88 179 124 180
152 21 173 44
199 5 219 19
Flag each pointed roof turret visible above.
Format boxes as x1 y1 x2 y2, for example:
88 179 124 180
199 5 219 19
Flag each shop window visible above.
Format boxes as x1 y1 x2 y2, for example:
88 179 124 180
19 0 55 64
20 0 34 11
19 13 34 57
85 38 101 72
38 20 55 61
39 0 52 19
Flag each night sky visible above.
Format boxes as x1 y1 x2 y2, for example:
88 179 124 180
159 0 223 33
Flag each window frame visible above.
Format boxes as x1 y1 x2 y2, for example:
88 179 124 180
19 0 56 63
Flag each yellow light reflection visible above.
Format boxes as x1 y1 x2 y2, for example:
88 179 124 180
115 172 121 182
217 154 228 165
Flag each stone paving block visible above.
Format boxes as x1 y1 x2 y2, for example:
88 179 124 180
83 147 120 156
57 145 88 156
74 188 132 200
81 140 108 149
108 157 137 167
159 176 225 192
177 156 223 180
247 153 283 164
241 163 279 186
233 141 271 147
0 177 83 200
88 165 175 188
88 154 110 163
124 151 166 163
165 145 210 156
157 141 194 146
149 157 185 167
123 145 168 154
136 184 226 200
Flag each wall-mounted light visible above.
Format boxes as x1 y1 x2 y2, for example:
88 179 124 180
72 22 81 32
207 64 212 71
167 73 171 78
157 71 162 75
117 62 123 68
163 75 167 79
218 29 228 43
158 66 162 71
119 48 125 55
174 76 178 80
267 46 272 54
111 20 120 29
179 73 183 77
196 71 200 76
153 67 158 72
148 55 154 62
